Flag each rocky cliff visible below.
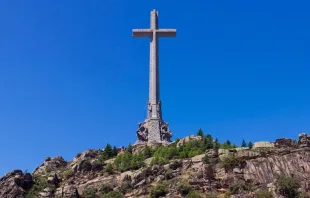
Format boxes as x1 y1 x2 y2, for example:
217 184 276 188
1 134 310 198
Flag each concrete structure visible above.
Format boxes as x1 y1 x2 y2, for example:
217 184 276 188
132 9 176 144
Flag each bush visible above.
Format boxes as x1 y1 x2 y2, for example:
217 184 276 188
150 181 168 198
203 155 210 164
177 180 191 196
275 175 301 198
114 151 145 172
220 155 245 169
228 182 253 195
255 189 274 198
100 191 123 198
103 163 113 174
185 190 204 198
98 183 113 194
83 187 97 198
169 160 182 170
205 192 220 198
80 160 92 172
164 169 174 180
119 181 132 194
63 169 74 179
25 175 55 198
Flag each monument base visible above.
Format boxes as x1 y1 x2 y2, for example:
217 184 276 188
136 118 172 144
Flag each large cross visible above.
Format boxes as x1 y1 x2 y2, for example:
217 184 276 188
132 9 176 120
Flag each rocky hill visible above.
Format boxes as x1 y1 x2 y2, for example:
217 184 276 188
1 133 310 198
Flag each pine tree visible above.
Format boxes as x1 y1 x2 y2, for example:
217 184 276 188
100 143 113 162
127 144 133 154
241 139 247 147
112 146 118 157
248 141 253 149
226 140 231 146
197 128 204 137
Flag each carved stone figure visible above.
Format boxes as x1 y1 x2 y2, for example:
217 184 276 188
136 122 148 142
160 121 172 142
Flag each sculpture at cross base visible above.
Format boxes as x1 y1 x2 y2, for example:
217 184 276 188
133 9 175 144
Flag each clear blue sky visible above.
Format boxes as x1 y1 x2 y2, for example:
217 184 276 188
0 0 309 176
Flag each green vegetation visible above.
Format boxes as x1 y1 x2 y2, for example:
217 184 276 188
248 141 253 149
220 140 237 149
220 155 245 169
63 169 74 179
205 192 220 198
197 128 204 136
177 179 192 196
203 155 210 164
114 151 145 172
275 174 301 198
83 187 97 198
241 139 247 147
185 190 204 198
103 163 113 174
99 144 117 162
226 182 253 196
25 175 55 198
255 189 274 198
100 191 123 198
150 181 168 198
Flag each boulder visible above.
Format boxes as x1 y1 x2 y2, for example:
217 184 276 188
0 170 33 198
253 142 274 149
274 138 297 148
55 185 79 198
298 133 310 148
177 135 202 147
33 156 67 175
191 154 205 163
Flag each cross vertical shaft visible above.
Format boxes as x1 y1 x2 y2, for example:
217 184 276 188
133 9 176 143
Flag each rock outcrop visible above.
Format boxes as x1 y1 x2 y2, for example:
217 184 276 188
1 133 310 197
0 170 33 198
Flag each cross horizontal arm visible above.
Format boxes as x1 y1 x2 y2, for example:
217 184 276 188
132 29 153 37
157 29 176 37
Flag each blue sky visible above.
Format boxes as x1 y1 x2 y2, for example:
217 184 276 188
0 0 309 176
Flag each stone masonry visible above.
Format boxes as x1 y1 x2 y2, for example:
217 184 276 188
133 9 176 144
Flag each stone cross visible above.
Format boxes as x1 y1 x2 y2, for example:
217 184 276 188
133 9 176 144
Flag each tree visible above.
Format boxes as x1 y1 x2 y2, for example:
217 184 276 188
100 144 113 162
112 146 118 157
248 141 253 149
241 139 247 147
197 128 204 137
127 144 133 154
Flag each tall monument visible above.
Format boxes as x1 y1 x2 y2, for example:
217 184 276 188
133 9 176 144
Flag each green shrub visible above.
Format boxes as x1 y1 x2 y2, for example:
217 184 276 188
150 181 168 198
205 192 219 198
275 175 301 198
103 163 113 174
83 187 97 198
177 180 191 196
25 175 54 198
98 183 113 194
228 182 253 195
119 181 132 194
220 155 245 169
203 155 210 164
80 160 92 171
185 190 204 198
114 151 145 172
255 189 274 198
63 169 74 179
164 169 174 180
100 191 123 198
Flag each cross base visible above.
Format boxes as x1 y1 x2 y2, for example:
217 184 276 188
135 118 172 144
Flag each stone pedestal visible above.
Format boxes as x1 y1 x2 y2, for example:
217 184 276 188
136 118 172 145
